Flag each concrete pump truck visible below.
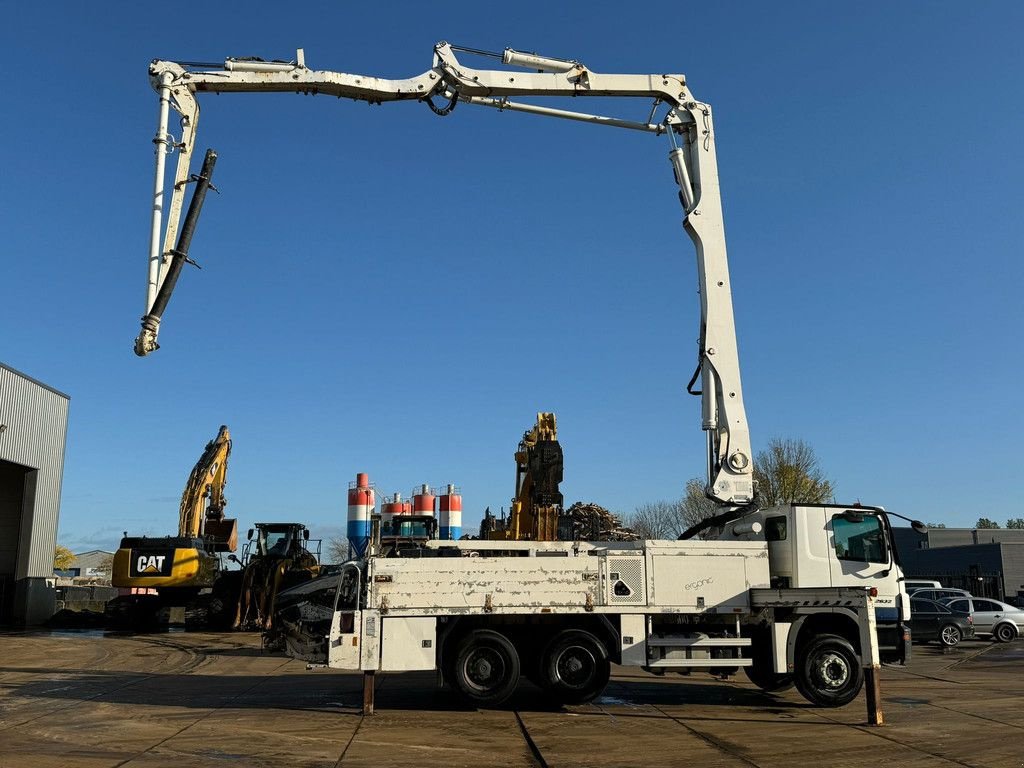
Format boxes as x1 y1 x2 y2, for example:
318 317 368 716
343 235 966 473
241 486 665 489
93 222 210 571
133 41 922 714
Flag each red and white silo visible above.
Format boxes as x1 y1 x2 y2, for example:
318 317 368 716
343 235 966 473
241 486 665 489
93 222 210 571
439 484 462 541
412 484 436 539
381 492 402 535
347 472 374 556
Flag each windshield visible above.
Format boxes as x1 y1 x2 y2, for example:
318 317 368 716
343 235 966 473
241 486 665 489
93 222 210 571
832 514 887 564
259 528 294 556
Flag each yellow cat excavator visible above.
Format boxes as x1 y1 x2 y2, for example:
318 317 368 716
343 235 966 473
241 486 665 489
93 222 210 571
481 412 564 541
108 426 239 626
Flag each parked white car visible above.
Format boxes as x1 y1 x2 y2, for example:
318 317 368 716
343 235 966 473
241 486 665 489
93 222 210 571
941 597 1024 642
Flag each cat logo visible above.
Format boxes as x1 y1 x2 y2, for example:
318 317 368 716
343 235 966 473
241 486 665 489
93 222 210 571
137 555 167 574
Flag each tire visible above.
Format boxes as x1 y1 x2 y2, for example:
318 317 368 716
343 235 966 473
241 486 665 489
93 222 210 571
451 630 520 707
793 634 864 708
744 665 795 693
939 624 962 648
745 626 795 692
993 623 1017 643
540 630 610 705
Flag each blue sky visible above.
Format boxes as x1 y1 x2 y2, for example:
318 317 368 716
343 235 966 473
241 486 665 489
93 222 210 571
2 3 1022 552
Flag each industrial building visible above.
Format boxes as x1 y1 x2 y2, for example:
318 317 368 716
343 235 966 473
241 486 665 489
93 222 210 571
0 362 70 624
893 526 1024 603
55 549 113 583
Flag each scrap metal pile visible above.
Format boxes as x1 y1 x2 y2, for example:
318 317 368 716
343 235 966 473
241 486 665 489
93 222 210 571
558 502 639 541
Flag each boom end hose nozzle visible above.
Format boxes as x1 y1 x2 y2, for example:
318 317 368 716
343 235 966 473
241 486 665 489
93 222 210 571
134 316 161 357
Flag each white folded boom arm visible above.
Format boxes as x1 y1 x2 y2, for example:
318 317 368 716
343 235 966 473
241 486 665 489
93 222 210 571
141 41 755 508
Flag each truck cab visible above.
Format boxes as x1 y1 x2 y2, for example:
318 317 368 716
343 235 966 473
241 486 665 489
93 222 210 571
748 503 910 663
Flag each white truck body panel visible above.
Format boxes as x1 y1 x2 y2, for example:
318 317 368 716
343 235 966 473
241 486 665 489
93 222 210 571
381 616 437 671
367 541 770 617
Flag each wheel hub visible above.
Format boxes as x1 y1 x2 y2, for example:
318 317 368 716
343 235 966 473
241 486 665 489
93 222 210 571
465 648 504 691
816 651 849 689
557 646 596 687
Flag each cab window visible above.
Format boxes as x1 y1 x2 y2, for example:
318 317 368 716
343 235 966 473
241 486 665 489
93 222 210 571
831 514 887 564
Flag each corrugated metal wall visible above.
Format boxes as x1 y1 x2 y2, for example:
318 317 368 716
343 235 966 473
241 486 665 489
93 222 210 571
1000 543 1024 600
0 363 70 579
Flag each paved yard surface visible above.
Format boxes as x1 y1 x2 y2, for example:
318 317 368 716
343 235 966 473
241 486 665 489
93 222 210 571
1 630 1022 767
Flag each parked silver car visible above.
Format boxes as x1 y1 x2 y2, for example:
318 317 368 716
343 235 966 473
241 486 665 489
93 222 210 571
941 597 1024 642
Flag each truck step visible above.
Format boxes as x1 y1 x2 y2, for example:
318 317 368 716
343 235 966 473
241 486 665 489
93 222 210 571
646 636 752 648
646 658 753 668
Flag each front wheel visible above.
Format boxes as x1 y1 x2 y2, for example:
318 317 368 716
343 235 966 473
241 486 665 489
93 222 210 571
451 630 521 707
993 623 1017 643
793 634 863 707
939 624 962 647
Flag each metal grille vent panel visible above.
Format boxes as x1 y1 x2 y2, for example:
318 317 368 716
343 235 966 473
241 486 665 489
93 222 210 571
608 558 645 604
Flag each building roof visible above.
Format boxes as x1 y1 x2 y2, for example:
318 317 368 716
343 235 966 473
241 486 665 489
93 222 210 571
0 361 70 400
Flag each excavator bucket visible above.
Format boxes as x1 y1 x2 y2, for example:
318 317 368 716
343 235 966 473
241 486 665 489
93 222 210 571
205 518 238 552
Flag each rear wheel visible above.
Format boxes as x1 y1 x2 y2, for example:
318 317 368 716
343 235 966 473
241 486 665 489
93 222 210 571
540 630 610 705
793 634 863 707
451 630 520 707
993 623 1017 643
939 624 962 647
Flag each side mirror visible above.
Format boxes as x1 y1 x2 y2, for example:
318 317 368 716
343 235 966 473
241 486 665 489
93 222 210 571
304 529 310 540
910 520 929 534
247 528 254 541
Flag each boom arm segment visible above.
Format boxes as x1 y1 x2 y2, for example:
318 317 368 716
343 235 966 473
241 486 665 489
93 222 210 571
141 42 754 508
178 424 237 551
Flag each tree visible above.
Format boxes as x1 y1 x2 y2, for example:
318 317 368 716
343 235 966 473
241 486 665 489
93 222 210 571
1006 518 1024 529
53 545 75 571
753 438 834 506
326 536 351 563
629 501 682 540
681 478 719 538
926 522 947 529
976 518 1000 529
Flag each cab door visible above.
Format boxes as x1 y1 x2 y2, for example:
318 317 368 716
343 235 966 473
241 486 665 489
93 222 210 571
828 511 890 581
827 511 896 617
328 563 363 670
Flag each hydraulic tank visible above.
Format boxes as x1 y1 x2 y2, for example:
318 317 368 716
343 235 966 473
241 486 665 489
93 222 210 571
347 472 374 557
439 484 463 541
